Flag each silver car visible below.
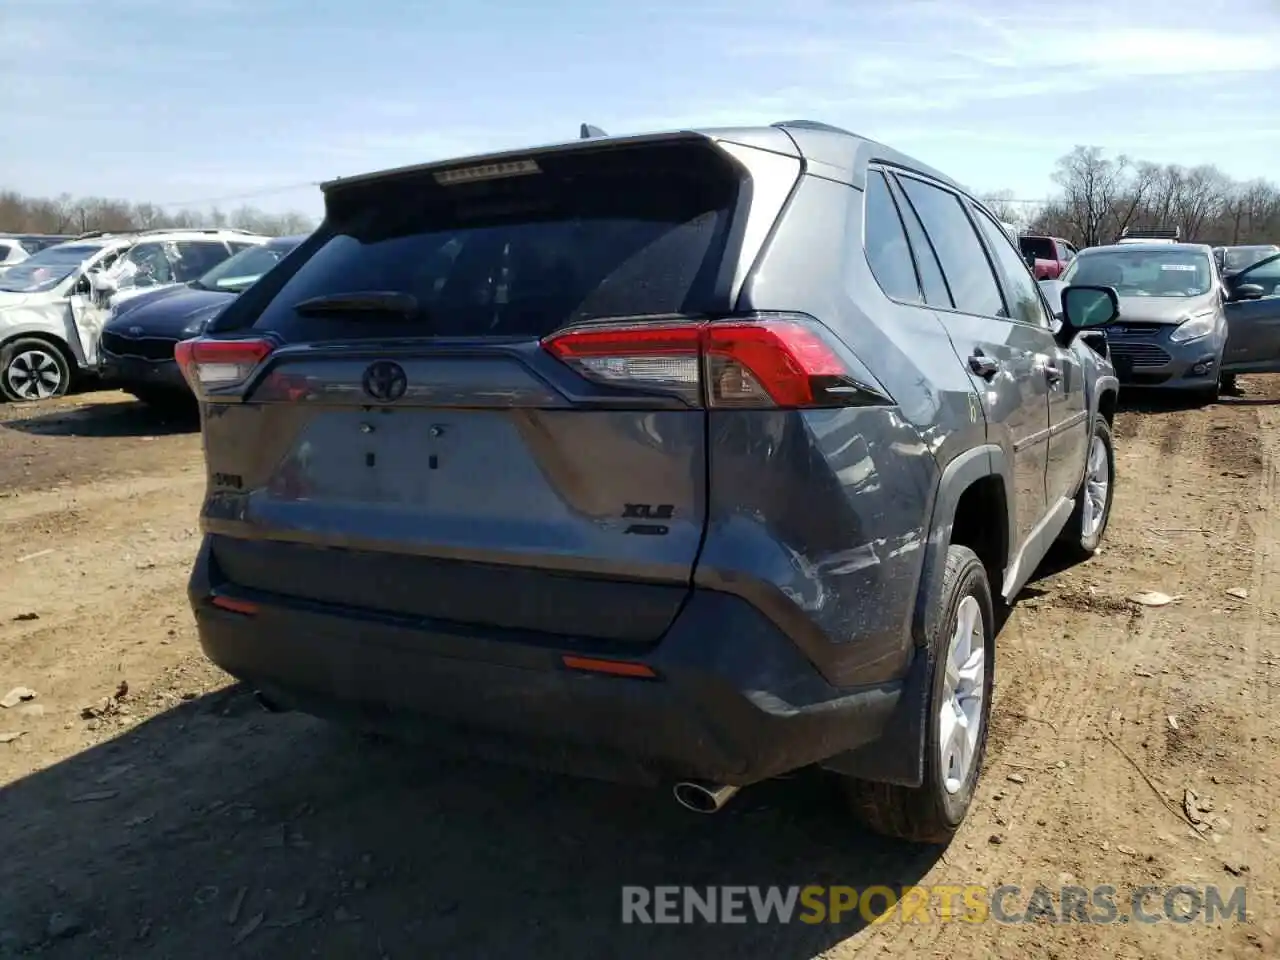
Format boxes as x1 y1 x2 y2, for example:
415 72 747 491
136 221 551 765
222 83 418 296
1058 242 1280 402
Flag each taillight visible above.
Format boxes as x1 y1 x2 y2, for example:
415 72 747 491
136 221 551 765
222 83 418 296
175 337 274 395
541 315 876 408
540 322 703 404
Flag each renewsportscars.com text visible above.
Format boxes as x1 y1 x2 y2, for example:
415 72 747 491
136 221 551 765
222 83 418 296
621 884 1247 925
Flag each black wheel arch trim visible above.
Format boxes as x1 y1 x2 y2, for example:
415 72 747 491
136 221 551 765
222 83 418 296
915 443 1013 647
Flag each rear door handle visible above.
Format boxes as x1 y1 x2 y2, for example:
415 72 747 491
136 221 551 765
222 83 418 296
1044 364 1063 384
968 352 1000 379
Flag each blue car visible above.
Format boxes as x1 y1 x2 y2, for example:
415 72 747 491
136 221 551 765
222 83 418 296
99 234 307 407
1059 242 1280 402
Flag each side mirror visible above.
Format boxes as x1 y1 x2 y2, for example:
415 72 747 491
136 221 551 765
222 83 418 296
1057 284 1119 345
1231 283 1265 301
73 274 91 295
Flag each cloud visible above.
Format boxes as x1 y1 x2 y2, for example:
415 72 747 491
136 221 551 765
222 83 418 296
701 0 1280 117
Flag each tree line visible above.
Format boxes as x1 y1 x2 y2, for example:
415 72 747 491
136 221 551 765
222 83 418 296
982 146 1280 249
4 144 1278 250
0 189 315 238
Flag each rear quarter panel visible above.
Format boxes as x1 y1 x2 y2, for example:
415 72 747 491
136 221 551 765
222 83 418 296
695 173 988 688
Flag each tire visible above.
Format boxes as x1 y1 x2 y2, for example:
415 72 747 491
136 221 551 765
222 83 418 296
1059 417 1115 558
0 337 72 403
841 545 995 844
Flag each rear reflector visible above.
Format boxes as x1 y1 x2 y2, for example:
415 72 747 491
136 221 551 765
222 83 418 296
175 337 274 394
541 315 873 408
561 655 658 679
210 595 259 616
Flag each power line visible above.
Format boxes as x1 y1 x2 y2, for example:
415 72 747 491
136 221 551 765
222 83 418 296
150 181 322 209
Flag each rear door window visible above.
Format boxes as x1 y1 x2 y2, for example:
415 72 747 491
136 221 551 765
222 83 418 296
897 176 1006 318
252 146 740 341
173 241 233 280
121 241 175 285
888 176 953 308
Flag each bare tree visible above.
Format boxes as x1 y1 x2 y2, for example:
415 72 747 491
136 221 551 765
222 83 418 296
0 189 315 236
1021 146 1279 249
979 189 1021 224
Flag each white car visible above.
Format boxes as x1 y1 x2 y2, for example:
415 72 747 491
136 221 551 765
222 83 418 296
0 228 266 402
0 238 30 268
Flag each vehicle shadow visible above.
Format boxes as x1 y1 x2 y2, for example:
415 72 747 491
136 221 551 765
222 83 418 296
0 398 197 438
0 686 943 959
1117 379 1280 412
1217 393 1280 407
1115 390 1211 415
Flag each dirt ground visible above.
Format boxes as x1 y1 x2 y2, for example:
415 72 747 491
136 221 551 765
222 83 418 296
0 380 1277 959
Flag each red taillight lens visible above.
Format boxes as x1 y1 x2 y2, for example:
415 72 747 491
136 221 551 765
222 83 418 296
541 315 866 409
704 320 847 407
175 337 274 394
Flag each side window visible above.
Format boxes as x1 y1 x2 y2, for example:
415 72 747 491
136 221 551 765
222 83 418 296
886 174 953 307
95 249 123 272
863 170 922 303
971 205 1054 328
1239 257 1280 297
173 241 232 280
1055 241 1071 261
897 176 1005 318
122 242 175 285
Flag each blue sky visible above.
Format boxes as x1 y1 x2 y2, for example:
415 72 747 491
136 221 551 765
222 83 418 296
3 0 1278 219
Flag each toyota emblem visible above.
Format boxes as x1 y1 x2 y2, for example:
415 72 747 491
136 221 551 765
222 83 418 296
128 326 143 336
361 360 408 403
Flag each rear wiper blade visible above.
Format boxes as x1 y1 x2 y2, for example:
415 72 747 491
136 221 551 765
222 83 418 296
292 291 419 319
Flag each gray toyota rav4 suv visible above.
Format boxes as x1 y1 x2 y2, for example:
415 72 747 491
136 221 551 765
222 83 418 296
180 121 1121 843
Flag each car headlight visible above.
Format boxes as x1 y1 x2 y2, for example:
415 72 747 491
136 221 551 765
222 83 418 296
1168 311 1217 343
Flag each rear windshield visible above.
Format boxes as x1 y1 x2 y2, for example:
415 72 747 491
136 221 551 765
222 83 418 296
1018 237 1055 259
251 143 740 341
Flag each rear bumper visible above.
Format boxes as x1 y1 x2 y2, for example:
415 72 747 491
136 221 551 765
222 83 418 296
188 537 915 787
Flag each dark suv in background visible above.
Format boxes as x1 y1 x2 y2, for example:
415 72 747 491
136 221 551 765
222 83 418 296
99 234 306 408
178 121 1121 843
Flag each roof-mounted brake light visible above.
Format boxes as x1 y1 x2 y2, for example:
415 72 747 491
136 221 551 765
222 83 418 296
432 159 541 186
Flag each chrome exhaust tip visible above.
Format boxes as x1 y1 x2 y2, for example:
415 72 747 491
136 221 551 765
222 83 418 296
672 780 740 814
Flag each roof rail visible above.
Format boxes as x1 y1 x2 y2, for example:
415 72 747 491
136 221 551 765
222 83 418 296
66 226 264 242
1120 225 1180 240
771 119 858 136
